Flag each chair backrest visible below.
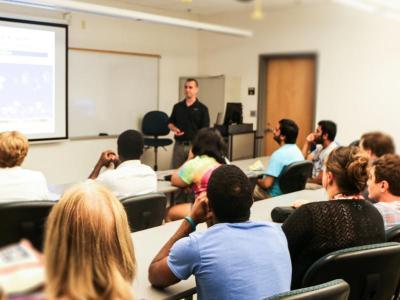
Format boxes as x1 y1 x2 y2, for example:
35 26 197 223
142 111 170 137
386 225 400 243
302 242 400 300
265 279 350 300
0 201 55 250
349 139 360 147
279 160 313 194
120 192 167 232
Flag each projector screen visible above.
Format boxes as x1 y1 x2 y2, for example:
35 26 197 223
0 17 67 141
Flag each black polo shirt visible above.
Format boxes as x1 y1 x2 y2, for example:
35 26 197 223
168 99 210 142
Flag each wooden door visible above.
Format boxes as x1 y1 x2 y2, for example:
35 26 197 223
263 57 316 155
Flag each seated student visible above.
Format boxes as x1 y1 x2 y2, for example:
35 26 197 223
149 165 292 299
0 131 48 202
302 120 338 186
359 131 395 202
367 154 400 229
254 119 303 200
44 181 136 299
360 131 395 161
282 146 385 289
89 129 156 197
166 127 227 222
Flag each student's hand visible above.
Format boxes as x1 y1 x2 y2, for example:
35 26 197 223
112 156 121 168
98 150 117 167
291 199 311 208
306 133 316 143
173 127 185 136
190 192 211 224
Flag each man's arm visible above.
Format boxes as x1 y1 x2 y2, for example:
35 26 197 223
257 176 275 190
168 105 184 136
168 123 184 136
308 171 322 185
171 170 189 188
148 194 209 288
302 133 315 159
88 150 117 179
202 106 210 128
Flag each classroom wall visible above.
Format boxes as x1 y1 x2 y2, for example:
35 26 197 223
0 2 199 183
4 1 400 183
198 2 400 149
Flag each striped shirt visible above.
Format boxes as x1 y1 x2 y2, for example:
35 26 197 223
374 201 400 229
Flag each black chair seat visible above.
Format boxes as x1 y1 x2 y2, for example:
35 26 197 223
144 138 173 148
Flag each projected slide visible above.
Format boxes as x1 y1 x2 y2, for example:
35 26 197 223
0 25 55 135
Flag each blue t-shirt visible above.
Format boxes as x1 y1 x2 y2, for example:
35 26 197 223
264 144 304 197
167 222 292 300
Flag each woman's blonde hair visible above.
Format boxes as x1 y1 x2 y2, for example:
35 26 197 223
0 131 28 168
44 181 136 300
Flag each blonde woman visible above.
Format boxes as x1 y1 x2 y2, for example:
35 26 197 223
0 131 48 202
44 181 136 299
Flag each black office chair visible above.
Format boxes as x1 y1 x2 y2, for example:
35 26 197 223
386 227 400 300
142 111 173 171
120 192 167 232
386 225 400 243
265 279 350 300
349 140 360 147
0 201 55 250
278 160 313 194
302 242 400 300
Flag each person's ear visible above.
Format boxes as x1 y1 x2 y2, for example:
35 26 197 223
326 171 334 185
380 180 390 193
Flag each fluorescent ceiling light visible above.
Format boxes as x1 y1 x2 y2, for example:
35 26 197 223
0 0 253 37
332 0 377 13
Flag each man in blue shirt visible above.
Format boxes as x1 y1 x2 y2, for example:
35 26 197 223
254 119 304 200
148 165 292 300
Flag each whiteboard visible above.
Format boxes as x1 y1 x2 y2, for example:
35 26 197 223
68 49 159 137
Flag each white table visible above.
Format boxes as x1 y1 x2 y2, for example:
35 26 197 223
48 156 269 199
132 188 326 300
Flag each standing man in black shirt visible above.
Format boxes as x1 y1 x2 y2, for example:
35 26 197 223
168 78 210 168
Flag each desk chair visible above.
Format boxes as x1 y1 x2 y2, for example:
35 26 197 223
302 242 400 300
120 192 167 232
265 279 350 300
349 140 360 147
279 161 313 194
386 225 400 243
0 201 55 250
142 111 173 171
385 226 400 300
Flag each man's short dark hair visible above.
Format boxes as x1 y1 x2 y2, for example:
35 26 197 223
117 130 144 160
373 154 400 196
318 120 337 141
279 119 299 144
185 78 199 87
207 165 253 223
361 132 395 158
